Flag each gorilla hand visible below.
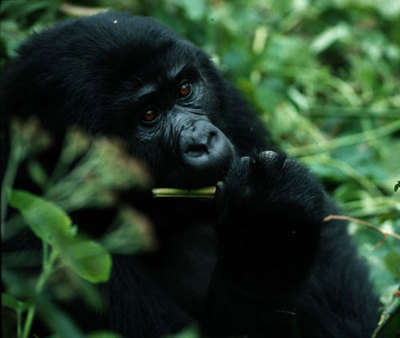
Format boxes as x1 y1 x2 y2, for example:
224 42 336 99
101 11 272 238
215 151 324 286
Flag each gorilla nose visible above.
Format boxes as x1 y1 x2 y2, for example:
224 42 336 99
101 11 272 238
179 121 233 173
184 130 216 157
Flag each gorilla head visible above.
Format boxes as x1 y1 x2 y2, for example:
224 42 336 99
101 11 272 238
3 12 239 188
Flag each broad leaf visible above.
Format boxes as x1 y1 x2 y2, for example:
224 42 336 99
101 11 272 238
8 189 72 243
9 189 112 283
60 237 112 284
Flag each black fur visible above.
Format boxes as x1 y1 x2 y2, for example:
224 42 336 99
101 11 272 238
1 11 379 337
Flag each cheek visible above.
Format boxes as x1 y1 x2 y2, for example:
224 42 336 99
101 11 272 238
129 127 177 170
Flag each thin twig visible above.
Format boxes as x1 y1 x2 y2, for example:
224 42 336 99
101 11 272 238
323 214 400 248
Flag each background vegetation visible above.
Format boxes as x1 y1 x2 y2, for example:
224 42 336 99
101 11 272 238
1 0 399 337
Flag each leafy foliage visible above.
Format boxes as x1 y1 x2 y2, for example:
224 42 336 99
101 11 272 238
1 0 399 336
2 119 153 337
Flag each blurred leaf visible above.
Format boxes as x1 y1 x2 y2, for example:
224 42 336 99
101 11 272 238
46 135 151 211
1 292 18 310
60 237 112 284
255 77 285 112
8 189 112 283
384 252 400 279
0 20 29 58
0 0 55 19
165 325 200 338
1 293 27 311
169 0 207 20
27 160 49 189
10 118 52 163
2 269 85 338
8 189 73 243
310 23 351 54
101 207 156 255
52 127 91 178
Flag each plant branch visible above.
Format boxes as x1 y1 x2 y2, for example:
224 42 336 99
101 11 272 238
323 214 400 248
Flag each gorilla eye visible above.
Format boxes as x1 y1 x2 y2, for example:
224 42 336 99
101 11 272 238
179 82 191 97
142 109 157 123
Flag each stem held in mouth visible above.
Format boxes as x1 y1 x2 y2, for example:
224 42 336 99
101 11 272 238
152 186 216 198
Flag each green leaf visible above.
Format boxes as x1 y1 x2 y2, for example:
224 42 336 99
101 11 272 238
8 189 111 283
169 0 207 20
101 208 156 255
384 252 400 279
165 325 200 338
310 23 351 54
8 189 73 243
27 160 49 189
60 237 112 284
1 293 27 311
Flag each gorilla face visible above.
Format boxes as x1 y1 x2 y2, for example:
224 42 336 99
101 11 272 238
112 58 235 188
4 12 235 188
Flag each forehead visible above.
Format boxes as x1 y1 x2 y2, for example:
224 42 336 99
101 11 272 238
98 14 193 68
105 45 193 106
133 47 190 78
40 13 199 99
112 31 194 85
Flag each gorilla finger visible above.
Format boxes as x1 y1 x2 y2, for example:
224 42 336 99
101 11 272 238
258 150 284 170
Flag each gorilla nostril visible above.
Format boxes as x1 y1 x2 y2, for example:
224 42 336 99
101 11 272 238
185 144 209 157
207 131 217 145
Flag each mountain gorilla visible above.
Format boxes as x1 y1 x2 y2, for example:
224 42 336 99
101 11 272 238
1 11 379 337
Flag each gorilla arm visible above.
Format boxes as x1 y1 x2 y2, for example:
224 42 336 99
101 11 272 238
203 151 324 336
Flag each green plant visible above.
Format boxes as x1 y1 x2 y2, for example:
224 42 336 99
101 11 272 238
2 119 154 337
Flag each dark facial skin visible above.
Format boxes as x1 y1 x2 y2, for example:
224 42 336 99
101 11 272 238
109 60 235 188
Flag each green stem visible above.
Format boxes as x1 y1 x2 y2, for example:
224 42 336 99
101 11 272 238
152 186 216 198
21 245 58 338
1 145 23 233
16 307 22 338
22 306 36 338
37 248 58 293
42 242 49 267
